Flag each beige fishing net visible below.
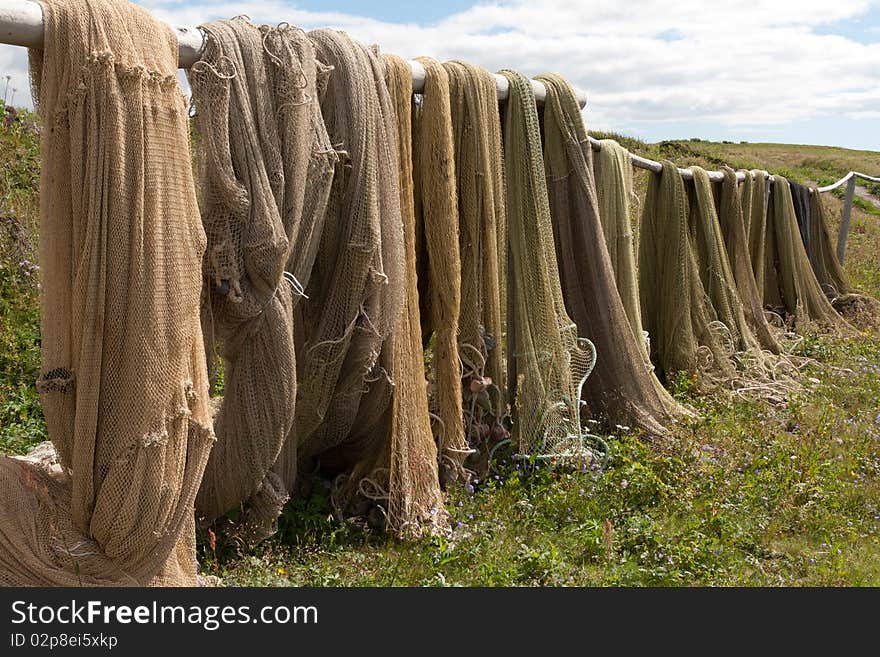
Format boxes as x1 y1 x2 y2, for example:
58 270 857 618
411 57 470 479
0 0 214 585
639 161 736 384
443 60 509 474
378 53 446 536
498 69 596 460
290 30 411 530
809 190 852 298
537 75 683 436
592 139 647 353
187 18 335 540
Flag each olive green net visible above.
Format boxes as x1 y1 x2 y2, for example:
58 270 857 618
592 139 648 354
537 75 684 436
753 175 854 334
638 161 737 385
716 167 783 355
498 69 597 460
808 191 880 322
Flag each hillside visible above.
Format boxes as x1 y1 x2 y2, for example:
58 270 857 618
2 112 880 585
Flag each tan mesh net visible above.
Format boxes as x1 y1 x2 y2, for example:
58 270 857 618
0 0 214 585
411 57 470 480
742 170 772 301
187 18 335 540
379 53 447 536
537 75 683 436
498 69 596 460
442 60 510 475
288 30 411 530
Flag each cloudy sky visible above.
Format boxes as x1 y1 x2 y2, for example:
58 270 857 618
2 0 879 149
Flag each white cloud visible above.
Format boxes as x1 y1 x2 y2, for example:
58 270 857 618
4 0 880 146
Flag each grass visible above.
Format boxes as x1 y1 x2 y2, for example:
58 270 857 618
1 116 879 586
203 333 880 586
0 105 43 455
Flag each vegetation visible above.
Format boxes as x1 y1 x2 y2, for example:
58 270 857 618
0 104 43 455
1 115 878 585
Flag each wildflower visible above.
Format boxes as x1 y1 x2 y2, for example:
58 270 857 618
620 479 628 489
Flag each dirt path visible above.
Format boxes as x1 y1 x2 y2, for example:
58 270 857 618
855 185 880 209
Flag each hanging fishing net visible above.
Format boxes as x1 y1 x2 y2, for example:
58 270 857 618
805 188 879 322
592 139 648 354
443 59 509 475
0 0 214 585
498 69 597 460
716 167 783 354
686 166 798 400
287 29 410 530
537 74 683 436
374 53 447 536
686 166 764 358
187 18 335 541
411 57 470 481
742 170 772 301
789 180 814 265
762 176 853 334
639 161 736 385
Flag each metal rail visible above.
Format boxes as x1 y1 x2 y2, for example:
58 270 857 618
816 172 880 265
0 0 588 107
587 136 774 184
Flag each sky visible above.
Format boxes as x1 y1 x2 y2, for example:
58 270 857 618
2 0 879 149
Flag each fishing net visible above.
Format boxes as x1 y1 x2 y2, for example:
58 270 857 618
374 53 446 536
592 139 648 353
537 74 683 436
291 30 406 526
764 176 853 333
411 57 470 480
806 189 880 321
687 166 799 400
808 189 850 297
443 60 509 475
686 166 764 357
0 0 213 585
716 167 782 354
187 18 335 540
789 180 813 265
639 161 736 385
498 69 596 460
742 170 772 301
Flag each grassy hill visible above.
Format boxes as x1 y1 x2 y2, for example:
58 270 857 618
1 114 879 586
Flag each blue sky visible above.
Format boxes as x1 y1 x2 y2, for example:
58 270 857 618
3 0 878 150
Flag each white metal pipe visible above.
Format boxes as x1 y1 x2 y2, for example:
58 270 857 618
588 135 774 184
818 170 880 193
0 0 587 108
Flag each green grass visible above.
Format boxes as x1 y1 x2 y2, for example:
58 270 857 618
2 114 879 586
0 105 44 455
202 334 880 586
